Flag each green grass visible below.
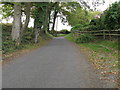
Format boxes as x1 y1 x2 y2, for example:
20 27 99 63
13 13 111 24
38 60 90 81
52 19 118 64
96 40 118 50
65 33 118 53
65 33 119 65
64 33 75 42
80 43 113 53
56 34 67 37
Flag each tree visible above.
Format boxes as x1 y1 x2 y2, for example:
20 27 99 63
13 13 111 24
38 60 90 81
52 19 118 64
104 2 120 30
32 2 51 43
2 2 32 45
20 3 32 43
61 2 91 26
51 2 59 31
2 3 14 22
11 3 22 45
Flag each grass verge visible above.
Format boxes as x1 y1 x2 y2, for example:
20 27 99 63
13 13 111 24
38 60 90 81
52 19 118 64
56 34 67 37
65 33 119 88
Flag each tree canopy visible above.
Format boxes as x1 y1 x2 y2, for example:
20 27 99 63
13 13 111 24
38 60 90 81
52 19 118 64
1 0 117 45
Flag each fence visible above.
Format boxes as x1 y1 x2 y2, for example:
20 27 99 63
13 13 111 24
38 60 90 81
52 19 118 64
73 30 120 39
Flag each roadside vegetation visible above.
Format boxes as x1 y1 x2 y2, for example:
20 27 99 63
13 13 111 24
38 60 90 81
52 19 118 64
65 33 119 88
56 29 70 37
1 1 119 87
1 2 90 57
2 23 52 61
65 2 120 88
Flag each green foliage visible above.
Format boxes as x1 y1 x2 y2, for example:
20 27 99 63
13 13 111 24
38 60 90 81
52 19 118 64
61 2 91 26
90 19 100 25
83 25 97 31
2 24 34 53
71 24 103 31
32 2 49 26
59 29 70 34
2 3 14 19
71 24 84 31
2 24 16 53
96 40 118 50
22 28 34 44
89 2 120 30
65 33 75 42
118 28 120 31
83 25 102 31
75 34 95 43
89 18 105 30
104 2 120 30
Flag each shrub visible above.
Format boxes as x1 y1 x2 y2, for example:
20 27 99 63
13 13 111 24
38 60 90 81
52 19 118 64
75 34 95 43
118 28 120 31
90 18 105 30
22 28 34 44
71 24 84 31
2 24 34 53
2 40 16 53
59 29 70 34
82 25 98 31
2 24 16 53
104 2 120 30
90 19 99 25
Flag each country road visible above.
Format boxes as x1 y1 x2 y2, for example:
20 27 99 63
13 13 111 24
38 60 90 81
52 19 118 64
3 37 106 88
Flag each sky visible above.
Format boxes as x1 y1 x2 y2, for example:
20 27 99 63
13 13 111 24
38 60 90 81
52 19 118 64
1 0 120 31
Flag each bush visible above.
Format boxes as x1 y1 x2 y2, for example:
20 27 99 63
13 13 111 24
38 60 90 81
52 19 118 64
118 28 120 31
22 28 34 44
2 23 35 53
59 29 70 34
90 19 100 25
82 25 98 31
75 34 95 43
104 2 120 30
71 24 91 32
71 24 84 31
2 40 16 53
2 24 16 53
90 18 105 30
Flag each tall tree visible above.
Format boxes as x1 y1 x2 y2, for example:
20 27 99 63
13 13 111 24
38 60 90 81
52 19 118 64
11 3 21 45
32 2 49 43
51 3 59 31
20 2 32 43
2 2 32 45
32 2 58 42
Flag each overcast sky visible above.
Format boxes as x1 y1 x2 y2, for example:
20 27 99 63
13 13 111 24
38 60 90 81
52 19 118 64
1 0 120 31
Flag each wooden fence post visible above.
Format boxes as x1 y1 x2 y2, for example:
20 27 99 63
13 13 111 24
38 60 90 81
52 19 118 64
103 30 106 39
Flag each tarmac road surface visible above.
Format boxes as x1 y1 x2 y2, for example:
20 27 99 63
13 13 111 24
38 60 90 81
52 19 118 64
3 37 106 88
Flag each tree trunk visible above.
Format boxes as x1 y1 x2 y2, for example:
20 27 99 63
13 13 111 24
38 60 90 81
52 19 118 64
42 7 49 34
52 9 58 31
34 19 40 43
47 10 51 33
20 3 31 42
11 3 21 45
